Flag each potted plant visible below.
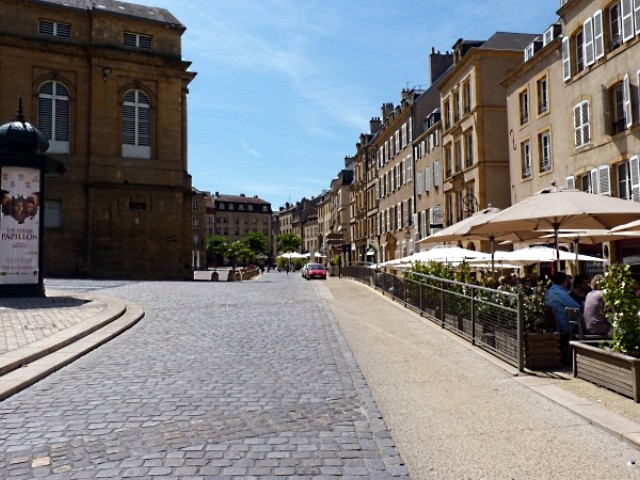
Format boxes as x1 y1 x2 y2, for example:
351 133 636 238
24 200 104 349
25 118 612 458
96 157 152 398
521 282 562 370
571 263 640 402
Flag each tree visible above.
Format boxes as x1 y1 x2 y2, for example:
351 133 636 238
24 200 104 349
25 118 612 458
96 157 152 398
243 231 268 256
227 240 254 269
276 233 302 254
206 235 228 267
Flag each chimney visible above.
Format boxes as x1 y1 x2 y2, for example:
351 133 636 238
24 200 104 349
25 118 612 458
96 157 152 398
429 47 454 83
381 102 394 119
369 117 381 133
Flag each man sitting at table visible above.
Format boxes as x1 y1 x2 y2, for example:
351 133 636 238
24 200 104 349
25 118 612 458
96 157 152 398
544 272 580 364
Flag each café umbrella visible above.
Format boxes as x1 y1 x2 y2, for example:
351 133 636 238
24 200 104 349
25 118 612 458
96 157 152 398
417 206 543 275
468 185 640 269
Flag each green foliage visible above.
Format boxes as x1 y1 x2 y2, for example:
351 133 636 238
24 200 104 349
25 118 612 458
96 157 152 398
603 263 640 357
243 231 268 255
276 233 302 254
227 240 255 267
206 234 228 267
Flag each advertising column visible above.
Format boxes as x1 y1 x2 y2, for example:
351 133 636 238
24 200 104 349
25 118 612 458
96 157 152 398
0 166 40 284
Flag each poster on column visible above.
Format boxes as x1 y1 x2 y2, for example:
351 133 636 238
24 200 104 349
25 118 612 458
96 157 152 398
0 167 40 284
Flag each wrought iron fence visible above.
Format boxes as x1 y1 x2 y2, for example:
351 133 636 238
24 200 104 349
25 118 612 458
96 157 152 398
342 265 525 371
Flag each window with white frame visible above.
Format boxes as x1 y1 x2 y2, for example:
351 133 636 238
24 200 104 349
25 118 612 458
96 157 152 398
37 80 70 154
420 210 427 238
519 89 529 124
122 89 151 159
465 132 473 167
401 123 407 148
575 29 585 73
521 140 531 178
610 3 623 50
44 200 62 228
124 32 152 49
593 10 605 60
562 36 571 81
537 76 548 114
395 131 400 154
406 155 412 183
39 19 71 37
573 100 590 147
539 131 552 172
617 156 640 201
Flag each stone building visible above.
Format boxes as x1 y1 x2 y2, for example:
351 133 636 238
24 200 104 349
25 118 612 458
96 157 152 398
0 0 196 279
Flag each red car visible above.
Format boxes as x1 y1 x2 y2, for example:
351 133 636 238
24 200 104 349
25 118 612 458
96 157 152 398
305 263 326 280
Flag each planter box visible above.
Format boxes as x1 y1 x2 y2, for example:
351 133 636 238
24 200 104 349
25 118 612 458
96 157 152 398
571 341 640 402
525 333 561 370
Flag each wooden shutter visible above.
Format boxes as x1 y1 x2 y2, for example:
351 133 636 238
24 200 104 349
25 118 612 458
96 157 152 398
593 11 605 60
630 156 640 201
598 165 611 196
624 73 633 128
622 0 635 42
583 17 595 66
562 37 571 81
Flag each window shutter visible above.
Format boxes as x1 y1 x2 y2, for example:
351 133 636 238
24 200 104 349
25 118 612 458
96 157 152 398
574 104 582 146
582 101 590 145
37 93 53 139
420 210 427 238
598 165 611 196
433 160 440 187
593 11 605 60
583 17 595 66
635 0 640 36
622 0 634 42
566 176 576 189
425 166 431 192
416 168 422 193
624 73 633 128
630 155 640 201
590 168 598 194
562 37 571 81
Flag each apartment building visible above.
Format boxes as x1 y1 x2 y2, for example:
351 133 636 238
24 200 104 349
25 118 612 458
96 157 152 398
191 188 210 270
505 0 640 264
374 91 421 262
0 0 196 279
438 33 540 253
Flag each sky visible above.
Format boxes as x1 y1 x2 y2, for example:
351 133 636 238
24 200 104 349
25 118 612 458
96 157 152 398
132 0 561 210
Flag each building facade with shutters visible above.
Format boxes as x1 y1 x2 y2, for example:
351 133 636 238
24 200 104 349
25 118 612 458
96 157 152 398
0 0 196 279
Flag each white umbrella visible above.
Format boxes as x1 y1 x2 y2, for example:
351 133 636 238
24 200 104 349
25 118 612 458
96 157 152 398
488 246 606 267
417 207 543 276
278 251 305 259
381 245 490 267
469 184 640 269
611 219 640 233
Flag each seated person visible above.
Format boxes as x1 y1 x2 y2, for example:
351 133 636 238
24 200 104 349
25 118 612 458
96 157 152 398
569 273 591 308
544 272 580 364
583 274 612 337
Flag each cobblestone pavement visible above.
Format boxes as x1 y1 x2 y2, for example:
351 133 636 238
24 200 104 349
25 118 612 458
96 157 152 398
0 274 410 479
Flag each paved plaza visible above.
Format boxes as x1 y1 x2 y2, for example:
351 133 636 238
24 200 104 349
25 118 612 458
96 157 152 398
0 272 638 479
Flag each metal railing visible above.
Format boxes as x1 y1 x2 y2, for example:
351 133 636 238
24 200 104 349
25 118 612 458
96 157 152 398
342 265 525 371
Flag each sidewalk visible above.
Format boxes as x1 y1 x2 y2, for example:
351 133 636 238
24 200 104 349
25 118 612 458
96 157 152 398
318 277 640 449
0 289 144 401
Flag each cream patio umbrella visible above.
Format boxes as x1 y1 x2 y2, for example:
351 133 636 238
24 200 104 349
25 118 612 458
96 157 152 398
468 184 640 270
417 206 543 276
381 245 490 268
611 219 640 233
489 246 606 266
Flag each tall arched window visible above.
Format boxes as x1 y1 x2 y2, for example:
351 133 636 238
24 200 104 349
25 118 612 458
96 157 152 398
122 89 151 159
37 81 70 154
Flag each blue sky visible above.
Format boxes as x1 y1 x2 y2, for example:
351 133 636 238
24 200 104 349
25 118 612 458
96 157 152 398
133 0 560 210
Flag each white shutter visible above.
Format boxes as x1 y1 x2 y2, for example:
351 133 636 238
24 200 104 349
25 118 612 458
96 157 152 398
416 168 422 193
582 102 590 145
590 168 598 194
630 155 640 201
574 104 582 146
623 73 632 128
598 165 611 196
635 0 640 36
566 176 576 189
583 17 595 66
562 36 571 81
425 166 431 192
593 11 605 60
433 160 440 187
420 210 427 238
397 203 402 229
622 0 635 42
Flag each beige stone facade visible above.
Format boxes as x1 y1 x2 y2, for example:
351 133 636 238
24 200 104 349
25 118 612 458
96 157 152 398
211 193 272 252
0 0 196 279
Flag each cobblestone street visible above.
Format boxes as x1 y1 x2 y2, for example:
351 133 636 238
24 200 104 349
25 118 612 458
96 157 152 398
0 274 409 479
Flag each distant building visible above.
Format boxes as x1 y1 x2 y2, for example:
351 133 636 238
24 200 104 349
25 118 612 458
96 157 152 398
211 193 272 263
0 0 196 279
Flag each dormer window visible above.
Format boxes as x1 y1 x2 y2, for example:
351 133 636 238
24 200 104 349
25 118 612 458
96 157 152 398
123 32 152 49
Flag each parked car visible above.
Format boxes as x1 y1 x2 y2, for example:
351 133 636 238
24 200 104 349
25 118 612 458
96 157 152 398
305 263 326 280
301 264 309 278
